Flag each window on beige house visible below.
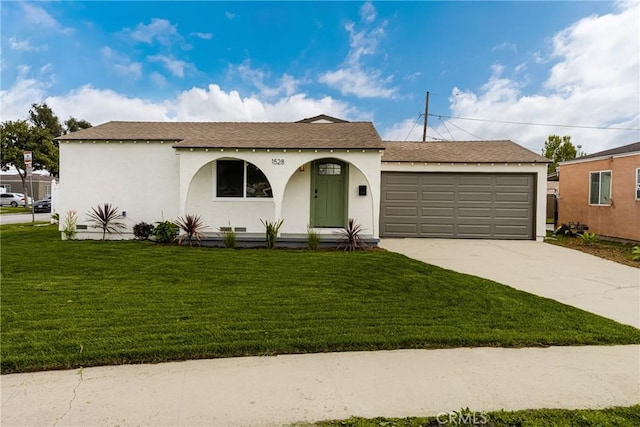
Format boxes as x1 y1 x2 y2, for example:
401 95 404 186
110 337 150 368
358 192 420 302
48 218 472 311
636 168 640 200
589 171 612 205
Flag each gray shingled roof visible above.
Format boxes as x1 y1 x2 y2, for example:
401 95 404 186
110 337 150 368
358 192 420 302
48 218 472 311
571 141 640 160
382 141 550 163
56 121 385 149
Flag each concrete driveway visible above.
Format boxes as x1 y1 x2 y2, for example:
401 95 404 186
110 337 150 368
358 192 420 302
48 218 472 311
380 239 640 328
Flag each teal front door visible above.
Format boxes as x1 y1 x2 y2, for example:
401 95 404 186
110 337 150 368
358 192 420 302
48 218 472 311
311 160 347 227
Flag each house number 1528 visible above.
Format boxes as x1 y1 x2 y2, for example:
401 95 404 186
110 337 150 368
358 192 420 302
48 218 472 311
272 158 285 165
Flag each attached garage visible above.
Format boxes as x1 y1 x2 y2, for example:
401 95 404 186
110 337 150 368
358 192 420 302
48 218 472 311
381 141 550 241
381 172 535 239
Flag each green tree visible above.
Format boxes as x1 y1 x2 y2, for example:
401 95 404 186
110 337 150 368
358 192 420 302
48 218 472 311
29 103 63 138
542 135 577 174
64 117 92 133
2 104 92 179
0 120 57 193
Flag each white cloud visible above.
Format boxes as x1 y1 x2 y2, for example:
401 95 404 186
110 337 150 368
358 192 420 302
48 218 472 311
148 55 191 78
384 2 640 153
8 37 47 52
0 65 361 125
101 47 143 80
0 66 47 121
320 68 395 99
492 42 517 52
21 3 73 35
234 61 302 98
225 11 236 20
46 86 172 123
150 72 167 87
125 18 179 46
360 2 377 24
191 32 213 40
319 3 396 99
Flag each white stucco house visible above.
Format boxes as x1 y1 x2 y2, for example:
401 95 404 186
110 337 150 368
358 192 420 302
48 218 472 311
55 115 549 243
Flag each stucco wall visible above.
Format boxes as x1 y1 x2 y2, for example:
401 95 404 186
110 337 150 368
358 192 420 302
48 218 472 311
558 154 640 241
59 142 382 239
381 162 548 241
58 141 180 239
179 149 382 238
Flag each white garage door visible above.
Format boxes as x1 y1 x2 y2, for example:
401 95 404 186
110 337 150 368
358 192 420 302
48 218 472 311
380 173 535 239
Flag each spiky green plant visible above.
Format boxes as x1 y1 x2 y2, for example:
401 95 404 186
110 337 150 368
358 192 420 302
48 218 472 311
632 246 640 261
218 224 237 248
61 210 78 240
261 218 284 249
579 232 598 246
307 226 320 250
337 218 367 252
86 203 125 240
175 214 207 246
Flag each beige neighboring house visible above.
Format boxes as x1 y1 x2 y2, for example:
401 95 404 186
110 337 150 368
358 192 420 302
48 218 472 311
0 173 54 201
558 141 640 242
54 115 550 242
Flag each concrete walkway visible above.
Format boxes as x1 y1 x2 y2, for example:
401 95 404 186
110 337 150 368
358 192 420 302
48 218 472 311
2 345 639 426
380 239 640 328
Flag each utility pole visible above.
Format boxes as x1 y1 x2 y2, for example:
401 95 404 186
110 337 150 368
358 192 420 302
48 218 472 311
422 91 430 142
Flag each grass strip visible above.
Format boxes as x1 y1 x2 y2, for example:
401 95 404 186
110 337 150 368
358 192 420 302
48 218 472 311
310 405 640 426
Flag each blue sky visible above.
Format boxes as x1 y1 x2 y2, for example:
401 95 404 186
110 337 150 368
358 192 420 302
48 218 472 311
1 1 638 154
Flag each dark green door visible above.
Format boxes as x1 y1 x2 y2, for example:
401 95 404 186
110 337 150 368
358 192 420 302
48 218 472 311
312 160 347 227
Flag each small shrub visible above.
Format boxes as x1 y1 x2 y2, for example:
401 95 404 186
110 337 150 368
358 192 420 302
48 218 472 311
632 246 640 261
307 226 320 250
175 214 207 246
579 232 598 246
219 226 237 248
261 218 284 249
153 220 179 244
337 218 367 252
51 212 60 224
133 222 155 240
86 203 126 240
61 210 78 240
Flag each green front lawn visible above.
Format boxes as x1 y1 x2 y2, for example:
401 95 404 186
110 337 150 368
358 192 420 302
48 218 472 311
311 405 640 426
2 224 639 374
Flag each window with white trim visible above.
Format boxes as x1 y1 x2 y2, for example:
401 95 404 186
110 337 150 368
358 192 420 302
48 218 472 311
216 160 272 198
636 168 640 200
0 184 11 193
589 170 612 205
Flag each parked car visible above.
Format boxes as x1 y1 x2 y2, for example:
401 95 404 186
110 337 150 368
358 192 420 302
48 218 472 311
33 195 52 213
0 192 30 207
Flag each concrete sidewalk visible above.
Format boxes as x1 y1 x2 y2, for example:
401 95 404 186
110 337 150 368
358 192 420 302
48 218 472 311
380 239 640 328
2 345 639 426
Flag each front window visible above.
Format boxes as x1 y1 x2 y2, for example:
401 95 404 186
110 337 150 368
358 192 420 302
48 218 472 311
216 160 272 198
0 184 11 193
636 168 640 200
589 171 612 205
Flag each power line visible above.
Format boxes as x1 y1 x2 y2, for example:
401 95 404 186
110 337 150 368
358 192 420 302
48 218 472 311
442 118 485 140
427 113 640 131
404 113 422 141
438 116 455 141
